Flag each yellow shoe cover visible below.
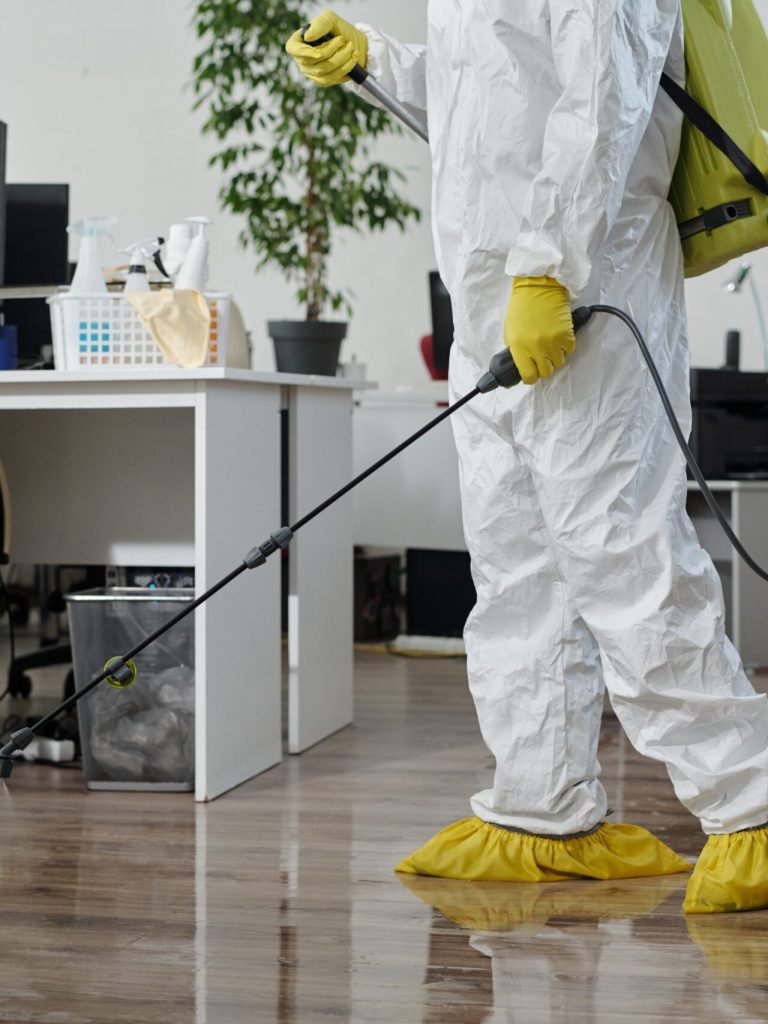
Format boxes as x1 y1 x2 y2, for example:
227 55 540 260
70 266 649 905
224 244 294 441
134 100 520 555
394 817 690 882
684 824 768 914
399 873 686 931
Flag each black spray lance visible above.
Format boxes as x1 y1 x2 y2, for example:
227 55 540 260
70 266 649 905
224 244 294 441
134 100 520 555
0 304 593 778
2 51 767 777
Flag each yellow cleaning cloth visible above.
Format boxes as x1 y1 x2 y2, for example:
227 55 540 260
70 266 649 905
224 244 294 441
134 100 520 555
395 817 690 882
127 289 211 368
398 872 685 931
684 824 768 914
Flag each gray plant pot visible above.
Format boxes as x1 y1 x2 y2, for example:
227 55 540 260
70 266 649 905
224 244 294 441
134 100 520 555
268 319 347 376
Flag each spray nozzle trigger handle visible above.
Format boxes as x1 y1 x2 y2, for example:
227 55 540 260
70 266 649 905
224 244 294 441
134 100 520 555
152 245 171 281
299 25 368 84
476 306 594 393
123 237 169 270
301 25 332 45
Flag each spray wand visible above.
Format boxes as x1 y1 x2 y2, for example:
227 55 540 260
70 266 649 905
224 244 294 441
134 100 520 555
2 59 768 778
0 312 589 777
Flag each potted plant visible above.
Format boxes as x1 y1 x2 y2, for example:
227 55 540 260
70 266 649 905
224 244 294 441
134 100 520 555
191 0 421 375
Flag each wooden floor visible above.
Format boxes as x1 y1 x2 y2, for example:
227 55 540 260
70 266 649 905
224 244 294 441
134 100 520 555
0 650 767 1023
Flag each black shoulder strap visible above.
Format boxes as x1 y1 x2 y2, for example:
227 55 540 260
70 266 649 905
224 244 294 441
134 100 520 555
660 70 768 196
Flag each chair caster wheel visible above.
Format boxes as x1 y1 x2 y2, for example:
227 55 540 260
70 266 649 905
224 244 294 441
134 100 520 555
8 671 32 698
64 670 75 701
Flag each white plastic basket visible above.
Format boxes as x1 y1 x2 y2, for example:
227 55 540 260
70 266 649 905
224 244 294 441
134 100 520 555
49 291 230 370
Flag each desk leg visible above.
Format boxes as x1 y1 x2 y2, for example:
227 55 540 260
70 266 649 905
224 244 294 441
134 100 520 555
194 382 282 800
732 489 768 669
287 387 354 753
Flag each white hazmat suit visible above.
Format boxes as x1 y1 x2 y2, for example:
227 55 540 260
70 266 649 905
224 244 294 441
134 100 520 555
356 1 768 840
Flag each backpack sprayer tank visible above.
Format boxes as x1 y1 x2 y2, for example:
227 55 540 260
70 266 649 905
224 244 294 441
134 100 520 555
669 0 768 277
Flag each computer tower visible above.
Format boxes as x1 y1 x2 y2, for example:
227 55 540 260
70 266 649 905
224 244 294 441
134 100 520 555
0 123 7 287
406 548 476 638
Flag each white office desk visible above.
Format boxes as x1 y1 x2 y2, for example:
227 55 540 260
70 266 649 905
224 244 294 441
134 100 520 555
353 386 465 550
686 480 768 668
0 367 372 799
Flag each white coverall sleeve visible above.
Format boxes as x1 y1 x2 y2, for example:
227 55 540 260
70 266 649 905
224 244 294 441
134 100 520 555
351 23 427 122
505 1 680 297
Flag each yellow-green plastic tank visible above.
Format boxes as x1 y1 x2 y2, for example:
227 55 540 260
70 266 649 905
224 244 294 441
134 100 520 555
669 0 768 277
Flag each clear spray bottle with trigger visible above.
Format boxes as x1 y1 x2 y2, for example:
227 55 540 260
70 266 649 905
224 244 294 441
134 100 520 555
67 216 117 295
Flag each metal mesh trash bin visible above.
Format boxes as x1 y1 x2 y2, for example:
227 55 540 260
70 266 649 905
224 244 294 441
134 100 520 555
65 587 195 791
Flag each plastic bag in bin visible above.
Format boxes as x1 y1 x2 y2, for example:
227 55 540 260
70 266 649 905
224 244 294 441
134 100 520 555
89 665 195 783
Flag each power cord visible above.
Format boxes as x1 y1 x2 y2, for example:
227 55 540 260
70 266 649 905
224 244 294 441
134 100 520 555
590 304 768 584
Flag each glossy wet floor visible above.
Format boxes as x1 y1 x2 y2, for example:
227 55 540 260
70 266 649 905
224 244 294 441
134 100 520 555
1 652 767 1023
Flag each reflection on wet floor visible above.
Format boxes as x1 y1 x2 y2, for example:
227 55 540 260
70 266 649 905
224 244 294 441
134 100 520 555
0 652 766 1022
404 873 768 1023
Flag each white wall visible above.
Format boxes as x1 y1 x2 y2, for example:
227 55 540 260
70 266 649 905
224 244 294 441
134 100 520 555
0 0 765 383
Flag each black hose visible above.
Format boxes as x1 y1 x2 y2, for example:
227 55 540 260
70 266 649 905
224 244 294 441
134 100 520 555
590 303 768 584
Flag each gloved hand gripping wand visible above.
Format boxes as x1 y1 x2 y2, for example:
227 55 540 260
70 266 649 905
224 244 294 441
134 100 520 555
301 27 429 142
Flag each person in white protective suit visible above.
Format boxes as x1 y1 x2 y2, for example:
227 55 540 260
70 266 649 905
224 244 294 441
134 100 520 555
287 2 768 914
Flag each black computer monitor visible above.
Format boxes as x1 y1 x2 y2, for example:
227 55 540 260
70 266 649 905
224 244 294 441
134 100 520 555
0 123 7 287
429 270 454 373
3 183 69 366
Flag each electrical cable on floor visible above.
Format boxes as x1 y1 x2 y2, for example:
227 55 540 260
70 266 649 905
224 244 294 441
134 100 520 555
592 304 768 584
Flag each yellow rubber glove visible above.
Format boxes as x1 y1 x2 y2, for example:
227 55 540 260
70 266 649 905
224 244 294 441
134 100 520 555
504 276 576 385
285 10 368 88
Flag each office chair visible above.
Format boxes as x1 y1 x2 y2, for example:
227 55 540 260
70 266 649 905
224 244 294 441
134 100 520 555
0 461 29 626
0 460 79 699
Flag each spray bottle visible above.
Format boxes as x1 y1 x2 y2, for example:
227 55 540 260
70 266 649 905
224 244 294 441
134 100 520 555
122 237 170 294
67 217 117 295
175 216 211 291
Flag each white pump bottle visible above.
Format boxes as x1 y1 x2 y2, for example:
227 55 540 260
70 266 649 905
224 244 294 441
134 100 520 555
175 216 211 292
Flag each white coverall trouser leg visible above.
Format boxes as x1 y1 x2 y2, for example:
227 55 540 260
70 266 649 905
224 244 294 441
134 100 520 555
449 208 768 837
